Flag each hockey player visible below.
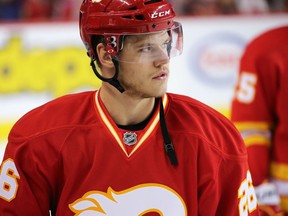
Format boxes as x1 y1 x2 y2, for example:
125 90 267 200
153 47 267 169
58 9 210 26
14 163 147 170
231 26 288 215
0 0 259 215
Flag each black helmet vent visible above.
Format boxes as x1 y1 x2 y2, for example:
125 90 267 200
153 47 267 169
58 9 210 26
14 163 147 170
135 15 145 20
122 14 145 21
145 0 162 5
122 15 132 19
128 6 137 10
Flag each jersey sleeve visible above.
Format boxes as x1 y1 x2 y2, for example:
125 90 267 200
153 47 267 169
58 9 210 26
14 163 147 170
187 101 260 215
197 133 259 216
218 154 259 215
231 48 277 186
231 27 288 213
1 92 93 215
0 128 62 215
0 140 51 215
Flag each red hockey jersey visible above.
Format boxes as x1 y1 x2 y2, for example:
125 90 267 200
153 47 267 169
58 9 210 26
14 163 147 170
231 26 288 212
0 91 259 215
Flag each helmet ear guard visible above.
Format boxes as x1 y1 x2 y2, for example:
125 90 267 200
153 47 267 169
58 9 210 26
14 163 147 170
103 35 122 58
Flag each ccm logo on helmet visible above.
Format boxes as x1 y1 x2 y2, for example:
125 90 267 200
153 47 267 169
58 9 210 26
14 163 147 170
150 9 171 19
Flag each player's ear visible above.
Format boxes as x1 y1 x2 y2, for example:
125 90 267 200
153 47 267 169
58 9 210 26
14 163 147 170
96 43 114 69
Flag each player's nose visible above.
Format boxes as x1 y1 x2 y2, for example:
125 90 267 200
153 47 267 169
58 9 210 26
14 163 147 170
153 47 170 67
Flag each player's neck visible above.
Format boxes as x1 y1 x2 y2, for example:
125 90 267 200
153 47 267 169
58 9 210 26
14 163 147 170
98 86 156 126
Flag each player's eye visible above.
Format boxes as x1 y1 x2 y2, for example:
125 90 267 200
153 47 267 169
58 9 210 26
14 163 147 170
139 45 153 53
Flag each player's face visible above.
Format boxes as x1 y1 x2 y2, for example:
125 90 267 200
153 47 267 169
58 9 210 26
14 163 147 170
117 31 171 98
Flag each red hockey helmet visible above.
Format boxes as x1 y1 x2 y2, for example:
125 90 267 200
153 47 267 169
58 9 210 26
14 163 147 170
79 0 182 59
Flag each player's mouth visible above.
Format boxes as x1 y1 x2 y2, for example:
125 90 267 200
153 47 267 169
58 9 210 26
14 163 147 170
152 72 168 80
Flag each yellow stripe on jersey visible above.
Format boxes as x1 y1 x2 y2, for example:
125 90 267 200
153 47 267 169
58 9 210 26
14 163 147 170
233 121 272 147
280 196 288 212
95 91 126 154
270 162 288 181
243 136 271 147
234 121 271 131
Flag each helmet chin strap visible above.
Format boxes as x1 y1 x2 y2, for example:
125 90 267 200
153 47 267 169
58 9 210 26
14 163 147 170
90 57 125 93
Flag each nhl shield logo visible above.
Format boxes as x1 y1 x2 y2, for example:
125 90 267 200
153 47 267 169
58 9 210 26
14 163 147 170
123 132 137 146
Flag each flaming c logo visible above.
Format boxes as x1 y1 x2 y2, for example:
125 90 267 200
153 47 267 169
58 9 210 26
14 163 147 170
69 183 187 215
